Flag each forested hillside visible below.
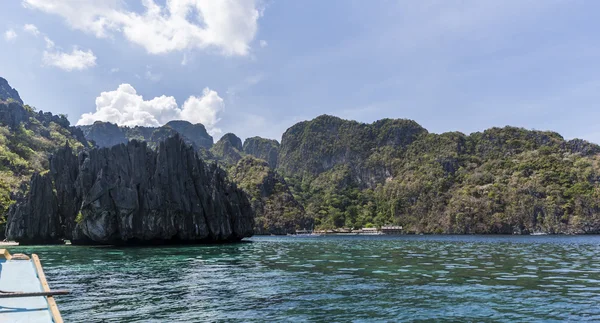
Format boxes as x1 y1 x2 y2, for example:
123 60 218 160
0 78 89 237
280 115 600 234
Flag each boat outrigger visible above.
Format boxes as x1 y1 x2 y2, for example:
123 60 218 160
0 249 69 323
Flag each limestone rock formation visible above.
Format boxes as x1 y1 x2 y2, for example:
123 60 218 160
211 133 244 165
0 77 23 104
0 101 28 129
243 137 279 168
278 115 427 187
79 121 128 148
164 120 213 149
79 120 214 151
230 156 311 234
5 135 254 244
5 173 62 244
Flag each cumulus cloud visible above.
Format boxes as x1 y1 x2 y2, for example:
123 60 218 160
4 29 17 41
23 24 40 36
22 0 263 56
43 47 97 71
77 84 225 135
259 40 268 48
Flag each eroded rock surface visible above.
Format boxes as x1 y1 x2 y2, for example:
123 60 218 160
6 135 254 244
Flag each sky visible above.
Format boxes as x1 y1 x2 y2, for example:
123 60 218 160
1 0 600 143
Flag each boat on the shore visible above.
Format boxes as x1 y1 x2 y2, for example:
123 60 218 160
0 249 69 323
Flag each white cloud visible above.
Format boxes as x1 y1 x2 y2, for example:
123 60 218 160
77 84 225 135
22 0 263 56
180 89 225 135
110 67 119 73
23 24 40 36
259 40 268 48
43 47 97 71
4 29 17 41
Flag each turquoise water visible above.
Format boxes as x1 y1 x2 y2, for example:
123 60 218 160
9 235 600 322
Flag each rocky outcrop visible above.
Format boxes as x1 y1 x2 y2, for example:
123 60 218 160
79 121 128 148
79 120 214 152
148 126 214 161
230 156 311 235
278 115 427 187
0 77 23 104
5 173 62 244
243 137 279 168
165 120 213 149
5 135 254 245
49 142 81 239
211 133 244 165
0 101 28 129
565 139 600 156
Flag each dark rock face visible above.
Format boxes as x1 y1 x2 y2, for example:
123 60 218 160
220 133 243 151
79 121 128 148
165 120 213 149
5 173 62 244
211 133 244 165
50 142 81 239
0 101 28 129
243 137 280 168
5 136 254 245
148 126 215 162
0 77 23 104
80 120 214 152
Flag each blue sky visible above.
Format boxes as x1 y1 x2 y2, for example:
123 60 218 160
1 0 600 143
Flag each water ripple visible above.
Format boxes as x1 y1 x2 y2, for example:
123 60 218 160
9 235 600 322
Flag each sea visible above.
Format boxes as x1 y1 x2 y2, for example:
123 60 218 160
10 235 600 322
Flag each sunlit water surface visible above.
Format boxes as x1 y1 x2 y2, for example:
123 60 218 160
10 235 600 322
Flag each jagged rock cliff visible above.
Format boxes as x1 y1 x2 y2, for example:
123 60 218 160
5 136 254 244
230 156 311 234
79 121 127 148
164 120 213 149
211 133 244 165
79 120 214 150
243 137 279 168
5 173 62 244
278 115 427 187
0 77 23 104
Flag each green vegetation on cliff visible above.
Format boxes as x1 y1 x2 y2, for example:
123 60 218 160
0 78 89 236
230 156 311 234
211 133 244 165
243 137 279 167
280 116 600 234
